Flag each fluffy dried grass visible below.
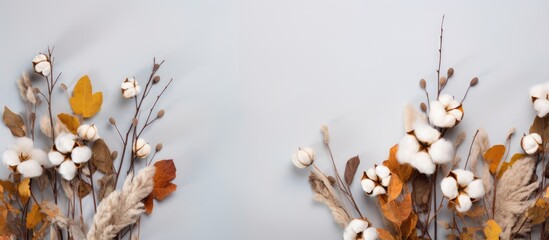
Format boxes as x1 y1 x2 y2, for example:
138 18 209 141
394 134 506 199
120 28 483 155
309 169 351 228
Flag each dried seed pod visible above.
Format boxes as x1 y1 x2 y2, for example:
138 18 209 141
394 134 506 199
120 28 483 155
111 151 118 160
33 87 41 94
132 118 138 126
419 79 426 89
153 76 161 84
153 63 160 71
157 110 165 118
447 68 454 78
439 76 447 87
420 102 427 113
60 83 68 91
156 143 163 152
109 117 116 125
470 77 479 86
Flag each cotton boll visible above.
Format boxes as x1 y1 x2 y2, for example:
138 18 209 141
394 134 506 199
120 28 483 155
343 219 369 240
465 179 485 199
121 78 141 99
2 149 20 167
77 124 99 141
55 133 76 154
361 178 375 193
411 151 435 175
429 101 456 128
521 133 543 154
371 186 387 196
534 99 549 118
455 194 472 212
375 165 390 179
365 168 377 181
59 161 77 180
429 139 454 164
71 146 92 164
381 175 391 187
14 137 34 154
362 228 379 240
30 149 48 166
48 151 65 166
32 53 51 76
413 123 441 144
451 169 474 186
530 83 547 99
17 160 43 178
396 135 420 164
438 94 454 106
292 147 315 168
448 109 463 122
440 177 459 199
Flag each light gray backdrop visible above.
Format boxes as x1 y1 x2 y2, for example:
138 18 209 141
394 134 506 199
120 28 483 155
1 0 549 239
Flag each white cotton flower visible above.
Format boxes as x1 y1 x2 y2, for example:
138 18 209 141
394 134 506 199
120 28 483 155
71 146 92 164
429 94 463 128
133 138 152 158
48 151 66 166
521 133 542 155
1 137 47 178
292 147 315 169
440 169 485 213
361 165 392 196
343 219 378 240
77 124 100 141
54 133 77 154
396 123 455 175
59 160 77 181
530 83 549 118
32 53 51 77
121 78 141 98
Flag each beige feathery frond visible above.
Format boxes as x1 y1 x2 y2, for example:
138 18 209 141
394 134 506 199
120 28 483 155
309 169 351 227
470 129 489 174
403 104 426 132
87 166 156 240
494 157 538 239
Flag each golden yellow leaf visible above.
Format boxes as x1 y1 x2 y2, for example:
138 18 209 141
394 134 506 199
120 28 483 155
483 145 506 175
484 220 502 240
26 204 44 229
18 178 31 205
69 75 103 118
545 187 549 198
527 198 549 224
57 113 80 134
387 174 403 202
377 228 396 240
497 153 526 179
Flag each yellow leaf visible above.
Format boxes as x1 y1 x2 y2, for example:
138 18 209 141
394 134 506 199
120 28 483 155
546 187 549 198
483 145 506 175
18 178 31 205
484 220 502 240
69 75 103 118
26 204 44 229
497 153 526 179
57 113 80 134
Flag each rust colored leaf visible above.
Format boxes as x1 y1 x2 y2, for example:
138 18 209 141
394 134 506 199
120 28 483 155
497 153 526 179
69 75 103 118
18 178 31 205
401 212 418 239
377 228 396 240
98 174 115 201
344 156 360 186
77 180 92 198
412 174 430 213
483 220 502 240
384 145 413 182
483 145 506 175
91 139 114 174
387 174 403 202
3 106 26 137
381 193 413 225
144 159 177 214
57 113 80 134
26 204 44 229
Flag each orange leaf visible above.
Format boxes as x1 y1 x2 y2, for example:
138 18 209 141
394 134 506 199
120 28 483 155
18 178 30 206
384 145 413 182
381 193 413 225
69 75 103 118
377 228 396 240
497 153 526 179
483 145 506 175
57 113 80 134
401 212 418 238
26 204 44 229
144 159 177 214
387 174 403 202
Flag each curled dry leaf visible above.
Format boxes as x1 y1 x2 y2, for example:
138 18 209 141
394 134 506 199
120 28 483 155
78 180 92 198
60 179 73 200
69 75 103 118
57 113 80 134
144 159 177 214
383 145 413 182
344 156 360 186
3 106 26 137
483 220 502 240
18 178 31 206
98 174 115 201
483 144 506 175
91 139 114 174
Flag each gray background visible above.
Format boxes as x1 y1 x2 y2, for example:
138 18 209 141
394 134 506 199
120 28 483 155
1 0 549 239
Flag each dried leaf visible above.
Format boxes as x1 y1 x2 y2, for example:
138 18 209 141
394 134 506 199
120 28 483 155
344 156 360 186
401 212 418 238
381 193 413 225
377 228 396 240
497 153 525 179
18 178 31 205
91 139 114 174
57 113 80 134
69 75 103 118
77 180 92 198
98 174 115 201
144 159 177 214
411 174 430 213
26 204 44 229
483 145 506 175
60 179 73 199
527 198 549 224
3 106 26 137
384 145 413 182
387 174 403 202
484 220 502 240
465 205 486 218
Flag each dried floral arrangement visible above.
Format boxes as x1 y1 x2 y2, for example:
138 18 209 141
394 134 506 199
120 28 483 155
292 18 549 240
0 48 177 239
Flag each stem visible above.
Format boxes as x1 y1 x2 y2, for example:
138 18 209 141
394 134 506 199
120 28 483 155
434 168 438 240
88 163 97 213
436 15 445 98
464 130 480 170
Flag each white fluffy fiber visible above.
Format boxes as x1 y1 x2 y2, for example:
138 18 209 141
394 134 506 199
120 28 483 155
362 165 392 196
292 147 315 169
429 94 463 128
465 179 485 199
530 83 549 118
55 133 77 154
455 193 473 212
361 178 375 193
343 219 378 240
71 146 92 164
2 137 48 178
410 151 436 175
17 160 43 178
441 177 458 199
521 133 542 154
452 169 475 186
59 161 77 180
441 169 485 213
413 123 440 144
428 138 454 164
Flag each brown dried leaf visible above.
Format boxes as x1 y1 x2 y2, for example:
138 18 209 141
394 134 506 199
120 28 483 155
465 205 486 218
377 228 396 240
91 139 114 174
144 159 177 214
483 145 506 175
98 174 115 201
60 179 73 199
77 180 92 198
26 204 44 229
381 193 413 225
384 145 413 182
18 178 31 205
3 106 26 137
344 156 360 186
484 220 502 240
57 113 80 134
387 174 403 202
401 212 418 239
412 174 430 213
